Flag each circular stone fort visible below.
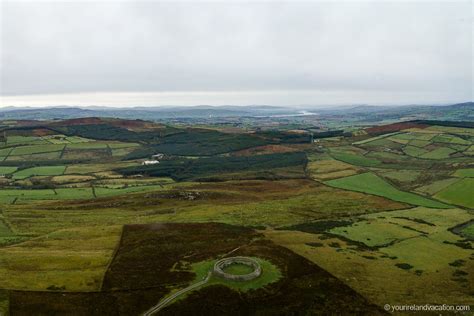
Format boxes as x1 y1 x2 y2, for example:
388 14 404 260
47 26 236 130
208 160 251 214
213 256 262 281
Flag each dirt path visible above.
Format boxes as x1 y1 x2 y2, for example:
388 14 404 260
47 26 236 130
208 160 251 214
142 271 212 316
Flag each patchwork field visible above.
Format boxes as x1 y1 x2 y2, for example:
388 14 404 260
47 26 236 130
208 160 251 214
0 118 472 315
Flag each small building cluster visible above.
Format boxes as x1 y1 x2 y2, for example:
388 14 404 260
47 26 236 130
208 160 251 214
142 153 164 165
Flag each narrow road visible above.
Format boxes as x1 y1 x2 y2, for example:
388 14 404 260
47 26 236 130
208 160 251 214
142 271 212 316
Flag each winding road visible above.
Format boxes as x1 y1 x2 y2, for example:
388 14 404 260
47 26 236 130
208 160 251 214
142 271 212 316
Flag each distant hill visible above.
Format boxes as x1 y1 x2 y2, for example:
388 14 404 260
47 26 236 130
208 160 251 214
0 105 295 120
0 102 471 121
317 102 474 122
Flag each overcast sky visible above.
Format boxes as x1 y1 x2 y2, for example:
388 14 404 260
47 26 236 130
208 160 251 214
0 0 472 107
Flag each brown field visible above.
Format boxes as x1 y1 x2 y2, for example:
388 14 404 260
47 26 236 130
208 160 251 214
31 128 56 137
366 122 428 135
307 158 360 180
51 175 97 184
230 144 300 156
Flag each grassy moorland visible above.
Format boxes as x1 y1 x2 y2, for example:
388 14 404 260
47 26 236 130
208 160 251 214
0 118 472 315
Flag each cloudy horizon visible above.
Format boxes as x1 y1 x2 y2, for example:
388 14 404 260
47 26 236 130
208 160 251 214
1 1 472 107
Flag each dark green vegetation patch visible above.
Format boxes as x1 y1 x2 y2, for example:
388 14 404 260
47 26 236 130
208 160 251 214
119 152 307 181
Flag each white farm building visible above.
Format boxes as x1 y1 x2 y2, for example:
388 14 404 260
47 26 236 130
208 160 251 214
142 160 160 165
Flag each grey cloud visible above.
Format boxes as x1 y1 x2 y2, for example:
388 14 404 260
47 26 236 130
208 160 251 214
0 1 472 105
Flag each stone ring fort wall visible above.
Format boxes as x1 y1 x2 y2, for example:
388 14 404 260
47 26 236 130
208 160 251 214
213 256 262 281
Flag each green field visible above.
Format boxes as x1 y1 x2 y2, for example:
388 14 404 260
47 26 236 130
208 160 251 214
460 222 474 239
66 142 108 149
9 144 64 156
420 147 456 159
223 263 254 275
64 162 137 174
0 148 13 157
6 136 46 145
382 170 421 183
389 132 434 142
0 185 174 204
0 189 58 203
0 218 26 247
107 142 140 149
12 166 66 180
111 147 137 157
330 220 421 247
403 145 428 157
408 139 430 147
0 220 13 237
434 178 474 208
432 134 471 145
329 149 382 167
0 167 18 175
65 136 92 143
7 151 62 161
352 132 400 145
326 173 449 208
415 178 461 195
453 168 474 177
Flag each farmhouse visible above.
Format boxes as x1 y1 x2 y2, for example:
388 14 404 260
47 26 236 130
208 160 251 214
142 160 159 165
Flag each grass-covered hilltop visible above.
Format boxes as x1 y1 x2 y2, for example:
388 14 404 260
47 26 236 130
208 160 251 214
0 113 472 315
